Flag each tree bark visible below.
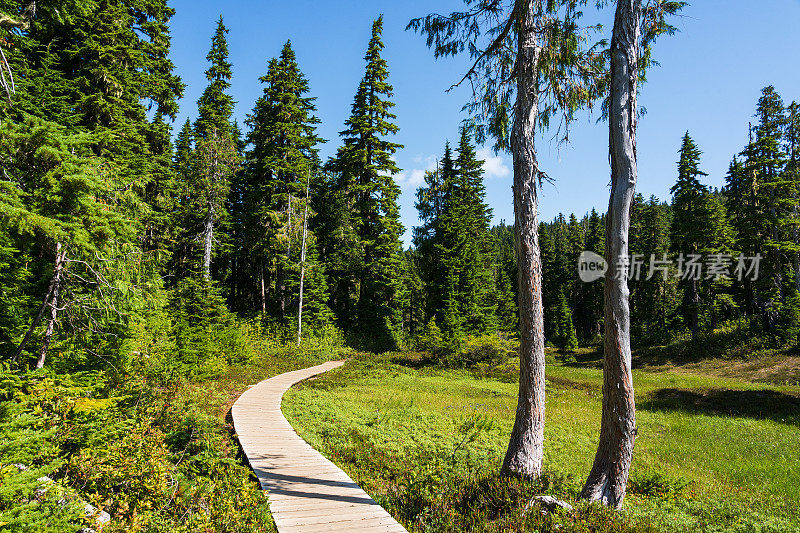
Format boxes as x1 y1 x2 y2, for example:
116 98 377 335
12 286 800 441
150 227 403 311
580 0 640 509
298 174 310 345
36 243 67 369
203 202 214 280
260 266 267 315
501 0 546 480
12 242 66 365
689 275 699 340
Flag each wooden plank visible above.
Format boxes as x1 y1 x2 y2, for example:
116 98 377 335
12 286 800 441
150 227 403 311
232 361 408 533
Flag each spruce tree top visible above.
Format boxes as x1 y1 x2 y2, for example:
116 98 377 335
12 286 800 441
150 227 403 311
338 16 402 176
246 40 322 201
195 16 234 140
671 132 708 202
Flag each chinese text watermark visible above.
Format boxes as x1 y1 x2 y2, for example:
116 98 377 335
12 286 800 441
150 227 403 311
578 252 762 283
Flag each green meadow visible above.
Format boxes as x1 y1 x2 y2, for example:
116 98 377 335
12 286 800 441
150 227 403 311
283 349 800 532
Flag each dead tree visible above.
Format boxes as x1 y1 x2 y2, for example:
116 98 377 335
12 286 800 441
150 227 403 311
297 172 310 345
408 0 606 479
503 0 547 479
580 0 641 508
12 241 66 366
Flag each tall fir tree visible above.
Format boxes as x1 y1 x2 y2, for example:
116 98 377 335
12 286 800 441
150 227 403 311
629 195 677 341
181 18 238 281
785 101 800 295
241 41 329 324
330 16 404 350
170 118 195 283
451 126 496 334
751 87 790 304
195 17 234 140
671 132 711 340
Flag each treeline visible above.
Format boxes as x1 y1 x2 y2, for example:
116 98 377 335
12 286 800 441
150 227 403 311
0 6 405 365
528 86 800 349
2 1 797 372
0 5 526 366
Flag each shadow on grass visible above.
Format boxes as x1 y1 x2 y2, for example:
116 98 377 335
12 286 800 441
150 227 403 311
639 387 800 426
559 323 786 371
390 351 438 369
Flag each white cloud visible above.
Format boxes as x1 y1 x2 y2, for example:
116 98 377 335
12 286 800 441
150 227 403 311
393 154 438 189
478 147 511 179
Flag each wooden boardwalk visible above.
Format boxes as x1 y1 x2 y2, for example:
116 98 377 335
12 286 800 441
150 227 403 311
232 361 408 533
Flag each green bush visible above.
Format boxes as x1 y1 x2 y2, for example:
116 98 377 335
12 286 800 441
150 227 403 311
412 318 447 356
773 292 800 348
445 334 517 369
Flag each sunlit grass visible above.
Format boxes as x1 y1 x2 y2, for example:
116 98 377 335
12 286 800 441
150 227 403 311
283 352 800 531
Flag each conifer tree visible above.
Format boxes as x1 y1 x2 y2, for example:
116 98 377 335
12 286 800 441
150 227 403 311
702 192 736 330
725 155 759 314
629 195 676 340
785 101 800 295
66 0 183 203
494 269 518 333
452 127 496 333
751 87 790 304
331 16 404 349
415 130 498 340
415 147 451 324
671 132 710 340
311 169 360 328
553 289 578 351
183 17 238 281
583 209 605 339
171 118 195 283
195 17 234 140
1 116 132 367
397 249 426 336
242 41 327 322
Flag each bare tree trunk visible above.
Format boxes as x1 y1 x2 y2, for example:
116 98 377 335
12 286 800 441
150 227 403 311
203 202 214 280
260 266 267 315
501 0 545 480
689 275 699 341
795 250 799 295
278 194 292 322
298 174 310 346
580 0 640 509
12 242 67 364
771 198 783 302
36 243 67 369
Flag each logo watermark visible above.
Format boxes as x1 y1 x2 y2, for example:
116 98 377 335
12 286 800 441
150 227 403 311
578 251 608 282
578 252 762 282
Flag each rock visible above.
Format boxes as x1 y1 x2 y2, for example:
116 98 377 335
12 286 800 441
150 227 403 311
84 502 111 526
11 464 110 531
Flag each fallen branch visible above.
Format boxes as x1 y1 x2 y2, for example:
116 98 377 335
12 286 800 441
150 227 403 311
524 495 574 515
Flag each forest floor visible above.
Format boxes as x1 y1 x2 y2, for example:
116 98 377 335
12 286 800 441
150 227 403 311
281 347 800 532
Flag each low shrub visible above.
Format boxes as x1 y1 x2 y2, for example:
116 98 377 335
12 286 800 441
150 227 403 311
445 333 518 369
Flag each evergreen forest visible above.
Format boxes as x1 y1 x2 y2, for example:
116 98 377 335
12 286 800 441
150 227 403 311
1 1 798 532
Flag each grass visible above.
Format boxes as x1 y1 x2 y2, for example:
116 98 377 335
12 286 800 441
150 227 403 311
282 349 800 532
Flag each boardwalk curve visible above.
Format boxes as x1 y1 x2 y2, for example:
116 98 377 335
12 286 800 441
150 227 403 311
232 361 408 533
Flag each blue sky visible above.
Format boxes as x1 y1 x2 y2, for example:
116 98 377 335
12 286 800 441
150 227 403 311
168 0 800 246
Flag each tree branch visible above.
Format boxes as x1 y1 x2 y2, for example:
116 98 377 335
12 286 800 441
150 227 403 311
448 2 519 92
